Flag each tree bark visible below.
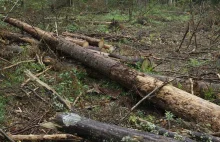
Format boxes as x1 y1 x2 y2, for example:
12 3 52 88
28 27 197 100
150 74 220 98
9 134 82 141
52 113 180 142
0 30 39 45
3 17 220 131
62 32 114 50
64 36 89 47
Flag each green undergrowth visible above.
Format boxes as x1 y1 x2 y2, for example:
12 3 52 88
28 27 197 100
65 3 190 35
51 68 88 102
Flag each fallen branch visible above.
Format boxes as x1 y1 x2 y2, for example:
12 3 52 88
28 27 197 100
24 70 72 110
1 60 35 70
0 129 15 142
0 57 12 64
9 134 82 141
0 30 39 45
46 113 179 142
120 78 176 123
176 22 189 52
72 93 82 106
21 66 52 87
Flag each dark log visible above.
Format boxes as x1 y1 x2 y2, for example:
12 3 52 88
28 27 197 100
52 113 179 142
3 17 220 131
135 118 195 142
189 131 220 142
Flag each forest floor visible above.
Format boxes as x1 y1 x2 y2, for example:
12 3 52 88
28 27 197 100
0 4 220 142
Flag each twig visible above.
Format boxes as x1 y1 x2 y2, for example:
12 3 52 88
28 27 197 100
72 93 82 106
54 21 58 36
24 70 72 110
0 129 15 142
189 78 194 95
119 78 176 123
0 57 12 64
1 60 35 70
35 54 44 65
186 21 201 50
176 22 189 52
3 0 19 22
21 66 52 87
27 87 48 104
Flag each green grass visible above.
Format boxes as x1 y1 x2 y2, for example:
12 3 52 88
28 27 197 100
188 58 207 67
204 88 215 101
52 68 88 102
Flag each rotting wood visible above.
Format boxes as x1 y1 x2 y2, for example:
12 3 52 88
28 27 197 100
4 17 220 131
48 113 180 142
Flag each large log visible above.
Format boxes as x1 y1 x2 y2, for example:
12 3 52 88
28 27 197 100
62 32 114 50
51 113 180 142
150 74 220 97
3 17 220 131
0 30 39 45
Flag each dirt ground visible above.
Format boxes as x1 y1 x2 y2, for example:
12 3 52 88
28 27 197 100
0 4 220 142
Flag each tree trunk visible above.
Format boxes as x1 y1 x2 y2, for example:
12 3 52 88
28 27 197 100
3 17 220 131
62 32 114 50
52 113 180 142
150 74 220 98
64 36 89 47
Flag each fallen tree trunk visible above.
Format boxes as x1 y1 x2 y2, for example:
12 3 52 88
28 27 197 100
151 74 220 98
62 32 114 50
189 131 220 142
0 30 39 45
134 117 194 142
3 17 220 131
64 36 89 47
50 113 180 142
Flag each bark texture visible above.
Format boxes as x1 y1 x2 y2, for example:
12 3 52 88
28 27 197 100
53 113 180 142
